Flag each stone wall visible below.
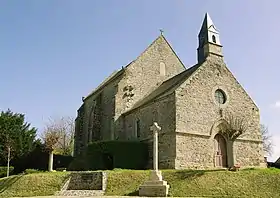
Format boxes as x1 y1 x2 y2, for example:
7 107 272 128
74 104 85 156
124 93 176 169
234 139 265 167
114 35 185 139
83 73 122 143
74 35 185 155
175 133 214 169
174 55 265 168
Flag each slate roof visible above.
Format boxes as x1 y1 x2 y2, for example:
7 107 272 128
124 63 201 115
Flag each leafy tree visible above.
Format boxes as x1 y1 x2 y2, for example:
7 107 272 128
0 109 37 175
260 124 273 156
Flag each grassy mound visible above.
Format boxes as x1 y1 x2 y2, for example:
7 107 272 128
0 168 279 197
0 172 69 197
105 168 280 197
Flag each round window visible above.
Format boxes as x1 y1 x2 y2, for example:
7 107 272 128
215 89 226 104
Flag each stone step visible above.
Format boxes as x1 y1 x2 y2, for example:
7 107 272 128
56 190 104 197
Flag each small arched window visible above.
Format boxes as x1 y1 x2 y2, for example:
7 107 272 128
212 35 216 43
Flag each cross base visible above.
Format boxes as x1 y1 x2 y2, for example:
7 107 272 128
139 170 169 197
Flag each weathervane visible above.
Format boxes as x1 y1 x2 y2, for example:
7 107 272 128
160 29 164 35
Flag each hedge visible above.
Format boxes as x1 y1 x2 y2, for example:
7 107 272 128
69 140 149 171
24 169 43 174
0 166 14 178
68 156 89 171
12 144 73 173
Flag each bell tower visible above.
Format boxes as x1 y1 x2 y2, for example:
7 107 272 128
197 13 223 63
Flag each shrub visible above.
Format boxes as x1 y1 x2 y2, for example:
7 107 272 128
68 156 89 171
0 166 14 178
56 167 67 172
54 155 73 169
86 140 149 170
12 144 74 173
24 169 42 174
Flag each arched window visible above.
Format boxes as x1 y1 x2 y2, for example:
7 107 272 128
212 35 216 43
215 89 226 104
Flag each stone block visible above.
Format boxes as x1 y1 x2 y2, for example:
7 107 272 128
139 170 169 197
65 171 107 190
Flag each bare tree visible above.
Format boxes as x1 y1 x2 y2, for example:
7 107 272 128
51 116 74 155
219 112 249 141
42 127 60 172
219 111 249 167
260 124 273 156
42 116 75 171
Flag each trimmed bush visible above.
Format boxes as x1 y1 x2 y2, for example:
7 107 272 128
24 169 42 174
68 156 90 171
12 144 74 173
268 162 280 169
0 166 14 178
86 140 149 170
56 167 67 172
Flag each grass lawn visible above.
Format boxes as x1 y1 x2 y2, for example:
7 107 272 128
0 172 70 197
105 168 280 197
0 168 279 197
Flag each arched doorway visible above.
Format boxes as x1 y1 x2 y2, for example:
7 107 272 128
214 134 227 167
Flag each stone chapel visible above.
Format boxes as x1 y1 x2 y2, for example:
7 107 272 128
74 13 266 169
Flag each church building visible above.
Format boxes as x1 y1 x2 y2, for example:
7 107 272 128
74 13 266 169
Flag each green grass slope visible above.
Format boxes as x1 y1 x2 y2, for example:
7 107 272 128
0 168 279 197
0 172 69 197
105 168 280 198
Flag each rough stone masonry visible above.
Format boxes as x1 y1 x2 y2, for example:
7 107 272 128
74 13 266 170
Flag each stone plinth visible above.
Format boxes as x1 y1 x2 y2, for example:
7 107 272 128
139 170 169 197
66 172 107 190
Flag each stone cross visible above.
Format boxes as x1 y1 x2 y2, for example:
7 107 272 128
150 122 161 171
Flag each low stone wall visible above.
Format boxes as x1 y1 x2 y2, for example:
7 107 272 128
66 172 107 190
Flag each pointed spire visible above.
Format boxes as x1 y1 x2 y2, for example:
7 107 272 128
199 13 219 35
197 13 223 63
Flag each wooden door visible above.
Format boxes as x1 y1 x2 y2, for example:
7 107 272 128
214 134 227 167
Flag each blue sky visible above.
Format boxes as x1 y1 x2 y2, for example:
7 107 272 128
0 0 279 161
